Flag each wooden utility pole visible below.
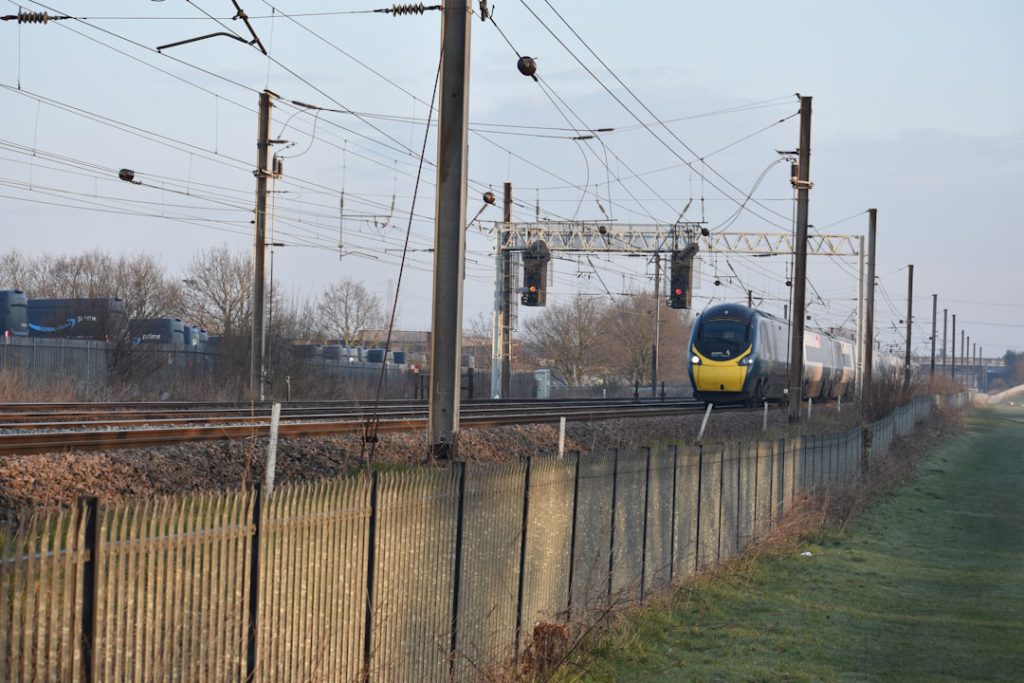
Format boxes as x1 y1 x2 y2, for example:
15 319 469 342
904 264 913 386
787 95 813 423
429 0 471 460
651 253 661 396
862 209 878 404
930 294 937 380
251 89 274 400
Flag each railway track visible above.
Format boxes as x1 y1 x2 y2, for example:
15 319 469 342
0 397 715 455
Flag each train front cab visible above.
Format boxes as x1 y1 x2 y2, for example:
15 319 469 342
688 305 758 404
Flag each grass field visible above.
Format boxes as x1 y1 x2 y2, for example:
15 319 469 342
556 405 1024 682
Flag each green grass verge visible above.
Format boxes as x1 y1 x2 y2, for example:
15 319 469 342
556 406 1024 682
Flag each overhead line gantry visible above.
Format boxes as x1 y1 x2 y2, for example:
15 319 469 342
485 218 863 399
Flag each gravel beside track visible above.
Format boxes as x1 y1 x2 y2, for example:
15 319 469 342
0 407 844 526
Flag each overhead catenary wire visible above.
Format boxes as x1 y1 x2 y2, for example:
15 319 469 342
17 3 480 200
19 0 755 233
5 0 890 334
480 10 675 223
519 0 793 229
0 6 503 296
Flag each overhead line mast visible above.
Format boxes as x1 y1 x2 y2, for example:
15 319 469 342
252 89 276 401
786 95 813 423
428 0 471 460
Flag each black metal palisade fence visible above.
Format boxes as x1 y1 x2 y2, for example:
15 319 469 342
0 394 965 681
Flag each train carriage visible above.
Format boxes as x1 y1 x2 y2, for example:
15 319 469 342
688 303 856 405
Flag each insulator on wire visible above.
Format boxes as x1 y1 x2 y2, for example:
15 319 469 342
379 3 439 16
1 10 72 23
1 11 53 23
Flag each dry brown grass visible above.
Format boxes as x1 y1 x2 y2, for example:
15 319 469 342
0 368 78 403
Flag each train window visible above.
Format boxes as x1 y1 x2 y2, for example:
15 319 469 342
699 318 750 344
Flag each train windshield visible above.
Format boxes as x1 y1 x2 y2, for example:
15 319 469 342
695 317 750 357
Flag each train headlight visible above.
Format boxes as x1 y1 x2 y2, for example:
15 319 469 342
739 355 754 366
690 354 701 365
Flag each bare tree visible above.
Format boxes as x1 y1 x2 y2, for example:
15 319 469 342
463 311 494 370
314 278 384 346
596 293 654 386
0 249 180 320
110 254 182 320
0 250 44 292
180 246 252 338
522 294 608 386
596 292 692 386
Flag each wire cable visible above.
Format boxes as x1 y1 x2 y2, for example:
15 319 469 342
521 0 793 228
362 50 442 464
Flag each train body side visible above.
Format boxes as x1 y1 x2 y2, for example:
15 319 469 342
688 303 855 404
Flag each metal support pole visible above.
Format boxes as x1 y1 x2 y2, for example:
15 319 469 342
863 208 877 402
972 342 977 390
651 252 661 396
855 235 865 399
930 294 937 381
960 328 965 383
502 182 513 398
697 403 714 442
448 461 467 678
251 89 274 400
787 95 813 423
492 182 512 398
965 335 970 386
904 264 913 386
263 402 282 496
951 314 957 381
428 0 471 459
491 225 503 398
81 497 100 683
942 309 948 376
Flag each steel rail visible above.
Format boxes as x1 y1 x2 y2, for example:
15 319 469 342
0 398 701 427
0 401 723 455
0 396 688 413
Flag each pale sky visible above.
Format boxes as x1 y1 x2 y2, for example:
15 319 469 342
2 1 1022 354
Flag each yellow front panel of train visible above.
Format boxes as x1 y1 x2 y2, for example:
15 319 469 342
693 354 748 392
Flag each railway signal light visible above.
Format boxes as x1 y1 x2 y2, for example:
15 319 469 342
669 244 698 309
521 240 550 306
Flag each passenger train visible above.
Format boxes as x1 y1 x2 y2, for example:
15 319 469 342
688 303 863 405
